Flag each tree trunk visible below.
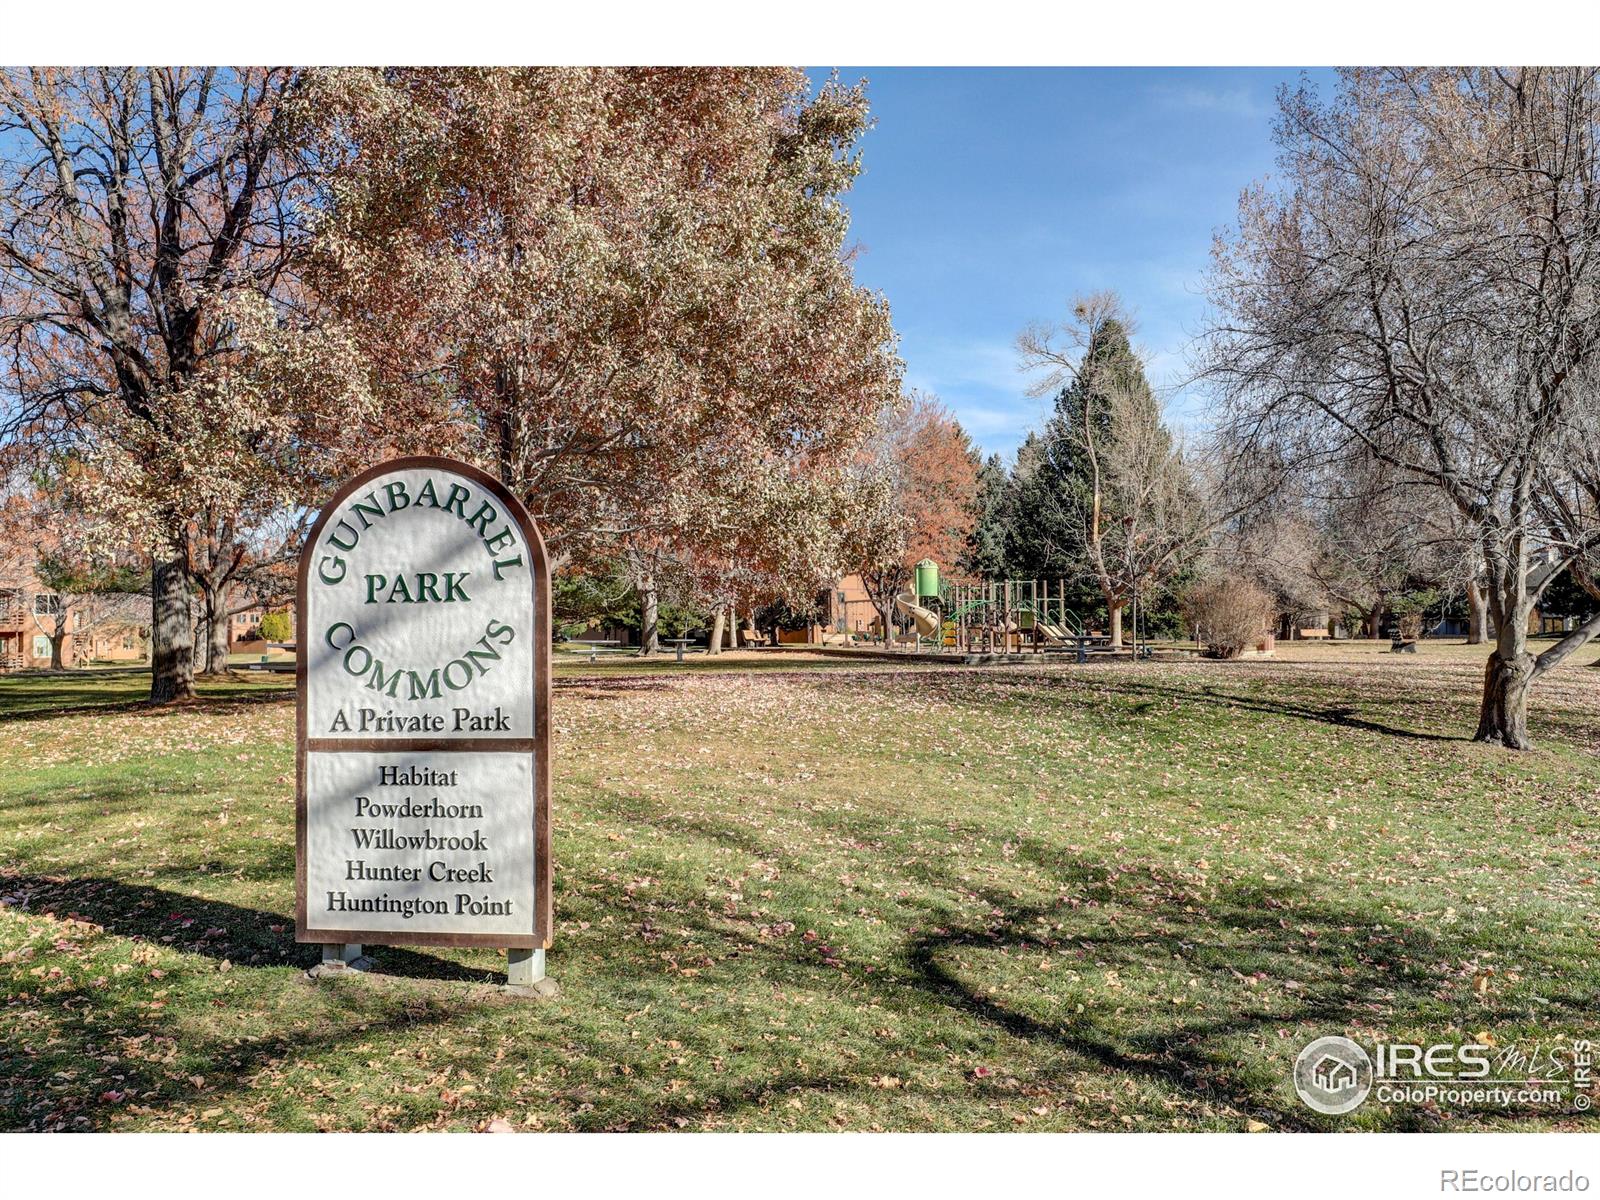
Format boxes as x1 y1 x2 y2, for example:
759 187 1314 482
211 613 230 673
875 599 896 646
193 612 207 673
1466 579 1489 645
192 581 229 676
49 620 65 670
1474 550 1534 748
1107 600 1123 648
193 603 209 674
202 586 232 675
706 606 725 656
1475 644 1534 750
637 580 659 656
150 549 196 704
1364 604 1385 639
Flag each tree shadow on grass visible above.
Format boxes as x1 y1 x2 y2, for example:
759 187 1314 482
1084 670 1600 749
3 968 471 1131
0 685 292 726
790 663 1467 745
893 844 1591 1131
621 787 1589 1130
576 800 1367 1126
0 873 491 984
1031 675 1470 744
553 677 676 700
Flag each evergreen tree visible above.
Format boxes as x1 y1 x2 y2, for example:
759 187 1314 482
959 452 1013 580
1016 298 1207 642
1021 316 1150 627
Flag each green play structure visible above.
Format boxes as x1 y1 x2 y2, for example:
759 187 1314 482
891 560 1106 657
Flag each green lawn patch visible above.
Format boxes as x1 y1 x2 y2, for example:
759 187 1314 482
2 654 1596 1131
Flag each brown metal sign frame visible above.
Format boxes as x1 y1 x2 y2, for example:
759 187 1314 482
294 455 552 950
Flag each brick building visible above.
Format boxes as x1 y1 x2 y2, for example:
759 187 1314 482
0 578 149 671
773 574 882 645
228 603 297 650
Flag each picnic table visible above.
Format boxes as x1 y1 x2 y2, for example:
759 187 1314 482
1064 634 1113 664
568 639 622 662
660 637 698 663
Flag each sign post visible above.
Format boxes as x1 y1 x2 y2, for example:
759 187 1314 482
295 457 552 995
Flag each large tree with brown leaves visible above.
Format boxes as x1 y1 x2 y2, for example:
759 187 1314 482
0 68 370 702
312 68 902 604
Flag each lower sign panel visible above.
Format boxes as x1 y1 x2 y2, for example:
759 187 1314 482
302 750 535 941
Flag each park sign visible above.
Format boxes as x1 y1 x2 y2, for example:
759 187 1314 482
295 457 551 957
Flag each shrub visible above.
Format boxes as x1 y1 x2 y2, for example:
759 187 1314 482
258 611 292 643
1184 575 1274 659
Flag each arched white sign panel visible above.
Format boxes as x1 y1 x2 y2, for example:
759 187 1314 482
295 457 551 950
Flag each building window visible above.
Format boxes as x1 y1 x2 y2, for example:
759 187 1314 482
32 635 50 659
34 594 62 616
121 633 135 651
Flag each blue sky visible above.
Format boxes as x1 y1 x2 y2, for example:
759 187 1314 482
805 67 1338 459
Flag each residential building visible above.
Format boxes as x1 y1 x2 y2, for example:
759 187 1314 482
776 574 881 644
0 574 149 671
228 603 297 650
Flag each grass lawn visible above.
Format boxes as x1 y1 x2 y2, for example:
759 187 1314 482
2 644 1598 1131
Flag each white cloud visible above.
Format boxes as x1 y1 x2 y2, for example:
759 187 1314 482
901 334 1049 456
1150 82 1273 121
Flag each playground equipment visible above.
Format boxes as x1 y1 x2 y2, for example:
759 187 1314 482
893 589 941 639
885 560 1110 657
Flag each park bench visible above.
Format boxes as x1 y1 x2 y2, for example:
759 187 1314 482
244 653 295 673
1298 627 1329 639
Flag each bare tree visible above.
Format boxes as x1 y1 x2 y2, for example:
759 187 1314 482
70 591 150 666
1203 68 1600 749
1301 458 1462 638
1224 511 1325 637
1184 574 1275 658
1096 381 1213 645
